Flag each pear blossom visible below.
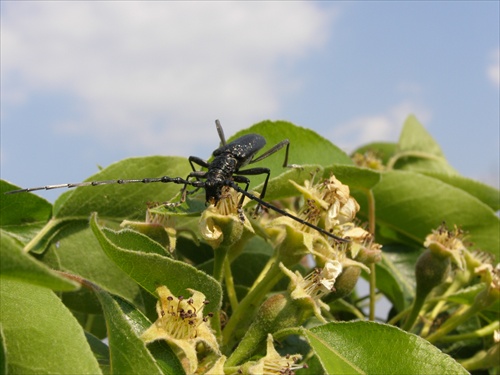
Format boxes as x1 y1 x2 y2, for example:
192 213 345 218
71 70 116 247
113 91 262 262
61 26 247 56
141 285 219 374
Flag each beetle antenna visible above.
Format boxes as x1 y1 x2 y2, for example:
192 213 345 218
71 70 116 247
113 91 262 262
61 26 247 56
3 176 191 195
227 181 349 243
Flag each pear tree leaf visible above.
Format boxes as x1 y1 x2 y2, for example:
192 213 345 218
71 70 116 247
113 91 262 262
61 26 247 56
1 180 53 245
226 120 352 191
90 213 222 314
354 170 499 256
374 244 421 312
420 171 500 211
0 230 79 291
40 221 144 307
54 156 192 220
305 321 468 374
391 115 457 174
0 279 102 374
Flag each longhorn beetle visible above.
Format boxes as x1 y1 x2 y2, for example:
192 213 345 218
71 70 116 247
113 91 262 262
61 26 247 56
5 120 348 242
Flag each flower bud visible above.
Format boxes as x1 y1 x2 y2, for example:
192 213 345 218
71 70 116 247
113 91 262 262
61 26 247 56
329 266 362 301
415 248 450 299
226 293 305 367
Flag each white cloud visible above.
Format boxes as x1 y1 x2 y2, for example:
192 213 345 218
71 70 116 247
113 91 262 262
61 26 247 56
1 2 334 154
331 101 432 152
487 48 500 88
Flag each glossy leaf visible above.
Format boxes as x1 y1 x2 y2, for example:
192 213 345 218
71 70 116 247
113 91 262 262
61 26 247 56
226 120 352 190
40 222 144 306
84 332 110 373
0 279 101 374
0 230 79 291
305 321 468 374
420 171 500 211
90 214 222 314
374 245 421 312
393 115 457 174
354 170 499 255
0 180 52 245
53 156 192 220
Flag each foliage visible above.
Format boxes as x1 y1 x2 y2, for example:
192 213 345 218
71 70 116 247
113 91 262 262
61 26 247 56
1 116 498 374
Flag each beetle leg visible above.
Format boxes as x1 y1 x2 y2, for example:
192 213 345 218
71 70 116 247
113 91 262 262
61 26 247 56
250 139 301 169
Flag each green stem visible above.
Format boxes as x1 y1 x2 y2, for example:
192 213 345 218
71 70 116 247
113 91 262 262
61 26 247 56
222 258 283 348
367 189 376 321
420 272 468 337
387 305 411 326
426 288 496 344
402 290 427 331
211 246 229 342
224 256 238 311
425 304 476 343
369 263 376 321
213 245 228 284
438 321 499 343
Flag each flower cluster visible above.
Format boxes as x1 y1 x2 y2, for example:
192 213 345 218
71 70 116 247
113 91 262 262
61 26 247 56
275 174 381 271
264 174 382 320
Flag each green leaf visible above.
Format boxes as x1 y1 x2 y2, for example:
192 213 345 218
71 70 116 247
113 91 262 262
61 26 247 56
355 170 500 256
305 321 468 374
324 164 382 191
420 171 500 211
231 252 271 288
0 230 79 291
94 287 178 375
53 156 192 220
84 332 110 372
40 222 144 306
90 214 222 314
98 227 171 257
0 180 52 226
374 245 421 312
444 284 486 305
226 120 352 190
0 278 102 374
1 180 52 245
391 115 457 174
0 324 6 375
101 291 185 374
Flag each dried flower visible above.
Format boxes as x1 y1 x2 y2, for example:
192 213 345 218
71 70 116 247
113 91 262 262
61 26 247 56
199 187 253 249
246 334 306 375
141 285 219 374
475 263 500 301
424 223 466 270
279 261 343 321
204 355 227 375
352 151 385 170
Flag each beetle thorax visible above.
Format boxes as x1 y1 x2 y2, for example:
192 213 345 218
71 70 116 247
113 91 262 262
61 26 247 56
205 154 238 204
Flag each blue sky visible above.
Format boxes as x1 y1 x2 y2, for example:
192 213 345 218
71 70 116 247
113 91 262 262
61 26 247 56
1 1 499 202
